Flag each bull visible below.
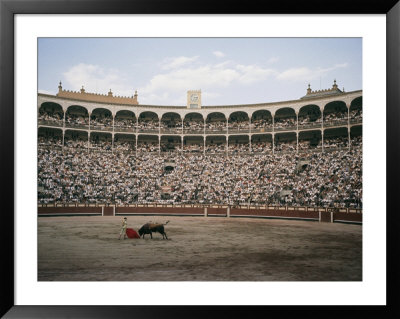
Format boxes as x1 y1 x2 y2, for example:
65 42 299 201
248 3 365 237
138 221 169 239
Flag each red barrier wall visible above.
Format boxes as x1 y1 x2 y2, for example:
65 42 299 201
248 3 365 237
207 208 227 216
103 207 114 216
320 211 331 222
230 208 319 219
38 206 362 223
38 207 102 215
334 212 362 223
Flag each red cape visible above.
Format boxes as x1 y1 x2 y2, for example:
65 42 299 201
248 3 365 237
126 228 140 239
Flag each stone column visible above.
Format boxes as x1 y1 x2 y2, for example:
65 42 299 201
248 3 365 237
272 133 275 155
135 135 138 155
88 131 90 153
321 130 324 153
62 129 65 148
348 127 351 150
347 103 351 150
249 116 252 152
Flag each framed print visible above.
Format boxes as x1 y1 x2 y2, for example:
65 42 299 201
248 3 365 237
1 0 399 318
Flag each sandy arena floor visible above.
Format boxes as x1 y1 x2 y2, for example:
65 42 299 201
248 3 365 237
38 216 362 281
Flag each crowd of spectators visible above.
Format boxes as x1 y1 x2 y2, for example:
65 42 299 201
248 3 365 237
251 118 272 130
275 140 297 152
45 111 362 134
183 120 203 132
205 121 227 132
114 118 136 129
252 141 272 153
298 140 322 150
137 120 159 130
38 134 362 208
274 117 296 129
350 109 362 121
90 114 113 127
298 114 322 126
65 114 89 126
324 136 348 149
324 111 347 123
38 110 63 123
228 120 249 131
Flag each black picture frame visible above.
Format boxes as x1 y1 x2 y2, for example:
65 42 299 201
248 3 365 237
1 0 399 318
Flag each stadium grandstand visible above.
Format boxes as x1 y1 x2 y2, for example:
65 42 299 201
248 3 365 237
38 80 362 211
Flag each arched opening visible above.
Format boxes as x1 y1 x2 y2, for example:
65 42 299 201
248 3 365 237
90 108 113 130
114 134 135 152
64 130 88 149
38 127 63 148
350 125 362 148
65 105 89 128
183 112 204 133
137 135 159 152
137 111 159 132
183 136 204 153
298 105 321 128
275 132 296 152
251 110 272 132
228 135 250 154
205 112 227 133
114 110 136 132
274 107 296 131
161 112 182 133
251 134 272 153
90 132 112 151
350 96 362 124
324 127 348 150
323 101 348 127
161 135 181 152
298 130 322 152
205 135 226 153
39 102 64 125
228 111 250 132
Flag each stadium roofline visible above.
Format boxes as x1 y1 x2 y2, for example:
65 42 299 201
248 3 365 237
38 89 362 109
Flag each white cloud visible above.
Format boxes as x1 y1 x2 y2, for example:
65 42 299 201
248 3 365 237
139 61 278 104
62 63 134 97
277 67 315 81
277 63 348 82
267 57 280 64
236 64 277 84
140 65 240 95
162 56 199 70
213 51 226 58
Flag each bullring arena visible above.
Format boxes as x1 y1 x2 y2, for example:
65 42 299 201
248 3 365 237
37 81 362 281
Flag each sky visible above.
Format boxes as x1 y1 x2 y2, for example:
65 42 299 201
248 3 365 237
38 38 362 106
